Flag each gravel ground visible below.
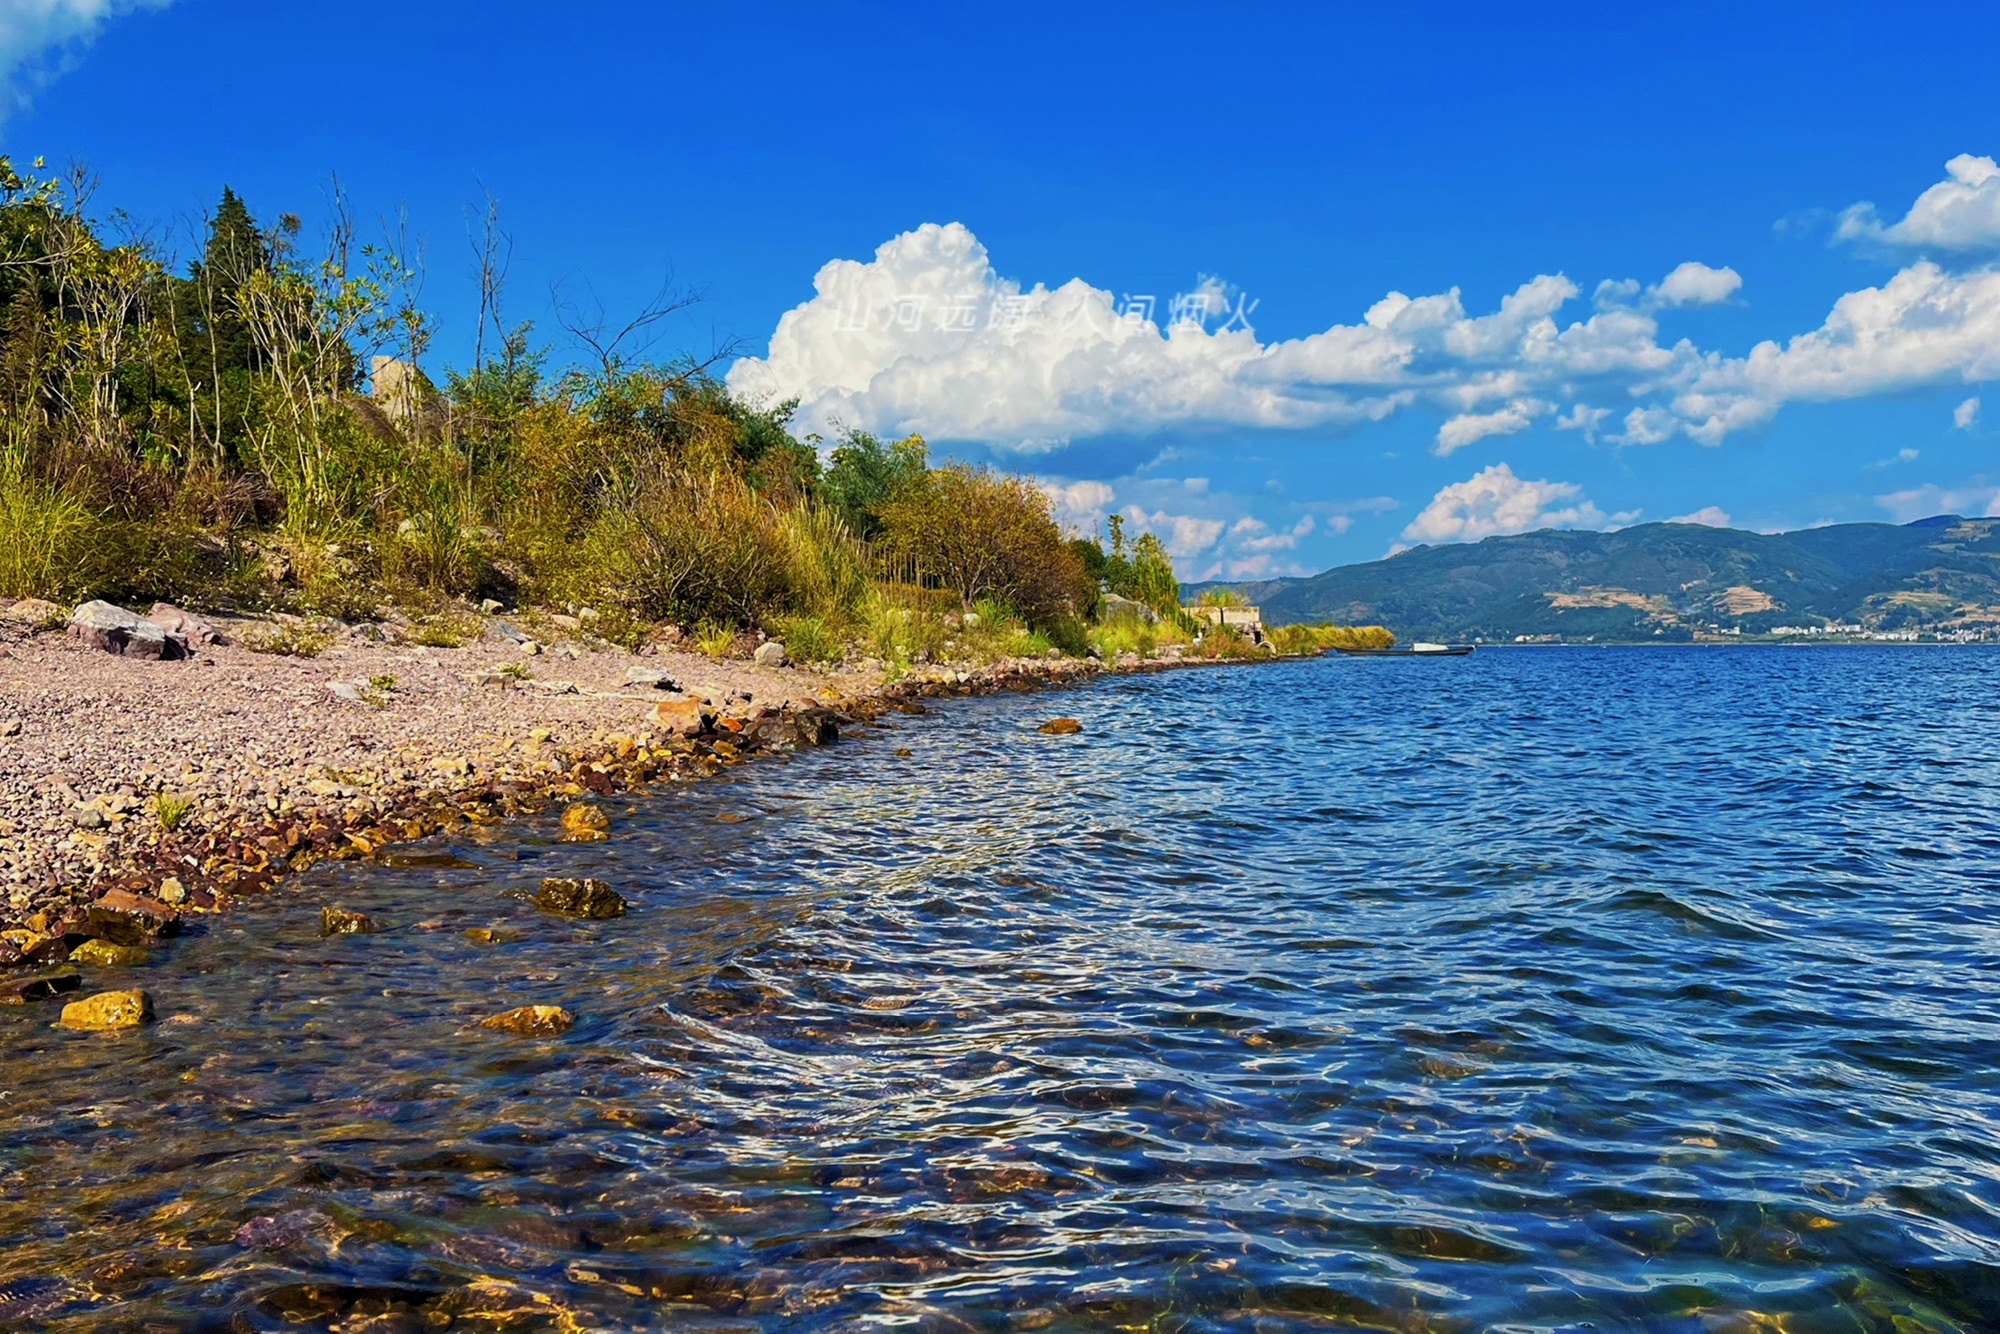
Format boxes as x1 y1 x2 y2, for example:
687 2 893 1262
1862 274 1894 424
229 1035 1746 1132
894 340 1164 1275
0 600 1059 932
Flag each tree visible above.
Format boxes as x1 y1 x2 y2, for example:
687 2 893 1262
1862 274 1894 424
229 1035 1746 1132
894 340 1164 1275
819 427 926 539
878 464 1091 622
1124 531 1180 613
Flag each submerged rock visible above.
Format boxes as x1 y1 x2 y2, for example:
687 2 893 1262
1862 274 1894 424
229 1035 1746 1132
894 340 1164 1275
69 940 152 967
534 877 626 919
463 926 523 945
480 1004 575 1036
320 906 381 936
60 988 153 1030
559 803 610 842
1037 717 1084 735
0 971 81 1005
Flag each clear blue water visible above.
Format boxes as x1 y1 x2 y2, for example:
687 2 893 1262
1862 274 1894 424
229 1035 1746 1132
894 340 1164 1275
4 647 2000 1331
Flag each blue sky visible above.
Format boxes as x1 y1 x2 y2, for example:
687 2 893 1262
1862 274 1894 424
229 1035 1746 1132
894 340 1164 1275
7 0 2000 578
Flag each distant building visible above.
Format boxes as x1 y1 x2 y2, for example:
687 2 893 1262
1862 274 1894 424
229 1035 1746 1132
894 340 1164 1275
1187 603 1263 639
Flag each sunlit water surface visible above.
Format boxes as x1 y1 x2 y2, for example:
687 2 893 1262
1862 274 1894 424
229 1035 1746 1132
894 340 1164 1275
5 647 2000 1332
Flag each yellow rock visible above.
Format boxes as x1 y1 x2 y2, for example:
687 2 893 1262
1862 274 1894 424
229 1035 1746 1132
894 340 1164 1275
479 1005 575 1037
61 988 153 1030
1037 718 1083 735
156 876 187 905
559 803 610 842
69 940 152 967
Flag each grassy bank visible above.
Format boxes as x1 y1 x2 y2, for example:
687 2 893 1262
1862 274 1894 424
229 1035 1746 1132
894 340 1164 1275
0 160 1385 664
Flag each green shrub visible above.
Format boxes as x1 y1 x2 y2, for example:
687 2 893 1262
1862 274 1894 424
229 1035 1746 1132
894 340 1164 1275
774 613 840 666
151 791 195 831
695 620 736 658
242 619 335 657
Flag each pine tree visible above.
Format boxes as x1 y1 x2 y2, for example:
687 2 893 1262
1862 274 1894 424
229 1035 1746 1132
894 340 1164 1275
171 187 269 461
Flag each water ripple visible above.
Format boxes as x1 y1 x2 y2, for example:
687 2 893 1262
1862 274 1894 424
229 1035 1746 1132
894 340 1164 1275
3 647 2000 1330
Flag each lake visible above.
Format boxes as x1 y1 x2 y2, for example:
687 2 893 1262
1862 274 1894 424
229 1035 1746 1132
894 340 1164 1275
4 646 1999 1331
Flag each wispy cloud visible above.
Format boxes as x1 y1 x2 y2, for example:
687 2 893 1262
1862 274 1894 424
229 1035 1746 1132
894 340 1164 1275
0 0 170 120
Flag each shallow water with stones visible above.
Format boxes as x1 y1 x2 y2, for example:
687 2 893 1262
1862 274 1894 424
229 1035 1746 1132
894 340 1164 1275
4 646 2000 1332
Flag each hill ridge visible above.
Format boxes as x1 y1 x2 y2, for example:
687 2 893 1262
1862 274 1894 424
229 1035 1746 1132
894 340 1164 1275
1190 516 2000 642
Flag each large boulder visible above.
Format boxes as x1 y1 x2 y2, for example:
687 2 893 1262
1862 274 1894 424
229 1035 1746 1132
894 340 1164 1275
69 601 184 659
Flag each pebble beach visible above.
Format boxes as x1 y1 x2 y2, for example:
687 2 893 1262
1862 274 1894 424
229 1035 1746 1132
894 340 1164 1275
0 598 1106 947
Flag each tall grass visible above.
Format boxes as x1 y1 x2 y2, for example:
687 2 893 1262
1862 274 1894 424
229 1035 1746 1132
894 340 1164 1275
0 456 101 601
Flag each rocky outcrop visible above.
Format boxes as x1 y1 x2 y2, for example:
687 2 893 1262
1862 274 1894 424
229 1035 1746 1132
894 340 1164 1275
60 987 152 1029
534 877 626 919
69 601 184 660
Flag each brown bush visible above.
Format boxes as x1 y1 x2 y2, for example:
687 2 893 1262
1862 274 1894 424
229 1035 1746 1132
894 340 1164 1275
878 465 1092 623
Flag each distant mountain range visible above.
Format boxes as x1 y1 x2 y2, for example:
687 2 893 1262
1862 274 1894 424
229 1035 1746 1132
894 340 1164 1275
1187 516 2000 642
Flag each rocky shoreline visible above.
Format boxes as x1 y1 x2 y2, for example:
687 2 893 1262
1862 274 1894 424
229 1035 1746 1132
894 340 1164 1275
0 598 1211 994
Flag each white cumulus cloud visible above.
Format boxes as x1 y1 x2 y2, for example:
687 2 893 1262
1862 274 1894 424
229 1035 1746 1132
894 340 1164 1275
1399 463 1626 546
0 0 168 117
1839 154 2000 252
1648 262 1743 307
1122 506 1226 561
1667 505 1733 527
728 215 2000 457
1661 262 2000 444
1037 478 1116 535
1956 396 1980 430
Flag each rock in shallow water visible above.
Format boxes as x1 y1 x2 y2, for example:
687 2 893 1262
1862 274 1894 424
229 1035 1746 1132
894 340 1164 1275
1037 717 1084 735
69 939 152 967
479 1004 575 1036
85 889 180 946
60 988 153 1030
559 802 610 841
534 877 626 919
0 971 80 1005
321 906 381 936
